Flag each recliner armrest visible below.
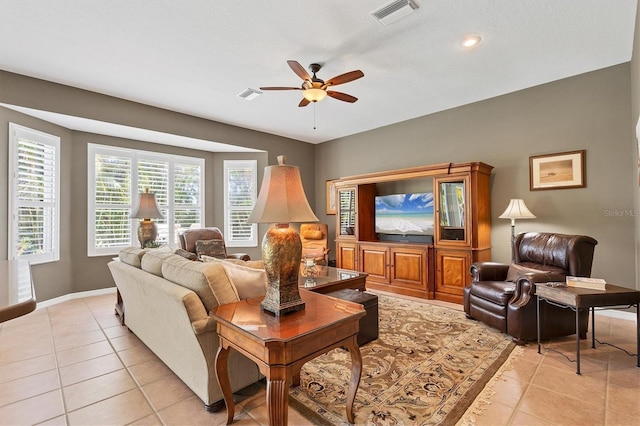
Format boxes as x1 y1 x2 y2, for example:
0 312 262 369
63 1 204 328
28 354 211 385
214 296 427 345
226 253 251 261
510 272 567 308
470 262 510 282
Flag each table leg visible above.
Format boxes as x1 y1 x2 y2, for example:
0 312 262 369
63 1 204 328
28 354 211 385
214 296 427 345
591 306 596 349
576 308 581 375
266 368 288 426
215 345 235 424
637 303 639 368
345 336 363 424
537 295 541 354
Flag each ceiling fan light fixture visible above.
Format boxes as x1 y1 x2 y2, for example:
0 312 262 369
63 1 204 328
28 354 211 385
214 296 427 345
460 35 482 48
303 88 327 102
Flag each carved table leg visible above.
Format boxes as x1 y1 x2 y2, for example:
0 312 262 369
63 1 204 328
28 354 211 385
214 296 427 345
215 345 234 424
266 367 289 426
345 336 363 424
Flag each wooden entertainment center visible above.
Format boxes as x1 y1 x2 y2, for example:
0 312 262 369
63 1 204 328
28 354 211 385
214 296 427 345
333 162 493 304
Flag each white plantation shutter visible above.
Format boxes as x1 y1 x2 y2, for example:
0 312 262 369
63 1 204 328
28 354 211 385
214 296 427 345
173 162 202 244
224 160 257 247
92 151 132 252
88 144 204 255
8 123 60 264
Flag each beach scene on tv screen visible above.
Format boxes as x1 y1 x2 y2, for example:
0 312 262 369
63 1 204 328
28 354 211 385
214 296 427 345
375 193 434 235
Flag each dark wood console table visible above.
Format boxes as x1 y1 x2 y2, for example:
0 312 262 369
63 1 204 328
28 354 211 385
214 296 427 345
0 260 36 323
212 290 365 425
536 282 640 374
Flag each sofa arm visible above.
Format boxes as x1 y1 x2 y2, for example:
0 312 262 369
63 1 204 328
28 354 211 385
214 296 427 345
192 315 218 335
469 262 510 282
227 253 250 261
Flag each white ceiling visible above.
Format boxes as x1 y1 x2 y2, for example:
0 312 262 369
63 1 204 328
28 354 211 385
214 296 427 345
0 0 637 150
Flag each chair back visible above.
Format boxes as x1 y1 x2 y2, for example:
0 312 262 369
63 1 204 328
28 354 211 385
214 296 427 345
300 223 329 265
179 227 226 255
514 232 597 277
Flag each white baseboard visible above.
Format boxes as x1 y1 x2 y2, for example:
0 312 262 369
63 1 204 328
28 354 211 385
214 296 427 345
36 287 117 310
594 309 636 321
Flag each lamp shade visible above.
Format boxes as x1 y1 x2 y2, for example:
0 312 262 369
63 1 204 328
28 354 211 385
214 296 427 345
131 189 163 220
499 199 536 220
247 156 318 224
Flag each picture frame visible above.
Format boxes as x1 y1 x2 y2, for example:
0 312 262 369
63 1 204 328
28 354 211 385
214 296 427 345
326 179 337 215
529 150 586 191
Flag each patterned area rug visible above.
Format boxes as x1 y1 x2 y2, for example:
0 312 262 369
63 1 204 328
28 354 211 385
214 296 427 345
289 294 515 425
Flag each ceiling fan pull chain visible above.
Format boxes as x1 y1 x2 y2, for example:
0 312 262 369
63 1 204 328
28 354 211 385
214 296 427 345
313 102 317 130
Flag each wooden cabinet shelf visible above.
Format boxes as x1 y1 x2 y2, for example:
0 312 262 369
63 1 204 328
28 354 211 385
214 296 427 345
334 162 492 304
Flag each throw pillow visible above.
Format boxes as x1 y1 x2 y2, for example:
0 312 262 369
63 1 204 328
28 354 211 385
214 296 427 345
506 264 549 282
221 262 267 300
195 239 227 259
175 248 199 261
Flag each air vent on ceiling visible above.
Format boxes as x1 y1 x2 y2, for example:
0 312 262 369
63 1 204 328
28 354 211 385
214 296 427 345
371 0 418 26
237 88 262 100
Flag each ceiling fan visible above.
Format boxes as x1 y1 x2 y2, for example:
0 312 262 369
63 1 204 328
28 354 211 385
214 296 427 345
260 60 364 107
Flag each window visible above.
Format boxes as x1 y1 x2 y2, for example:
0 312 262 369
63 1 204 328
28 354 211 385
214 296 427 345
8 123 60 264
88 144 204 255
224 160 257 247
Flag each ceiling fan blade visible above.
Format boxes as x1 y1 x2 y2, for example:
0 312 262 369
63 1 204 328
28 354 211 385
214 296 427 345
298 98 311 107
287 60 311 82
327 91 358 103
324 70 364 87
259 86 301 91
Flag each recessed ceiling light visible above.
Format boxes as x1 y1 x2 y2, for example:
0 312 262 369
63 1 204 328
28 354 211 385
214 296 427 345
460 35 481 48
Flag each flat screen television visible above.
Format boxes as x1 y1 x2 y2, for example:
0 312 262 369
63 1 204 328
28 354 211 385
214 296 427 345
375 192 434 236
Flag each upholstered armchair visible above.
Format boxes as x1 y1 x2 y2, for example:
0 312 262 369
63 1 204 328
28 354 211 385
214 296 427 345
463 232 598 344
300 223 330 266
178 227 250 261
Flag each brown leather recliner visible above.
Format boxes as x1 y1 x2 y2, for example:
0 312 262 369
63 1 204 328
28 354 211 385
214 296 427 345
178 227 250 261
463 232 598 344
300 223 330 266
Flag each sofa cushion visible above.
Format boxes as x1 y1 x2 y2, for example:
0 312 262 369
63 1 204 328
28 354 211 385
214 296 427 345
119 247 146 268
201 255 265 270
141 250 176 277
175 248 199 261
221 262 267 300
161 255 239 312
195 239 227 259
506 263 550 282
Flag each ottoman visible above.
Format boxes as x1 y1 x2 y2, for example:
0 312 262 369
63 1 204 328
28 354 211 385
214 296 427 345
327 289 379 346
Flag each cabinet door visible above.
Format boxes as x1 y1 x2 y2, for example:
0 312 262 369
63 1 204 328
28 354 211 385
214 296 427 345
435 249 471 298
337 187 357 239
336 242 358 270
435 176 470 247
359 244 389 284
390 247 428 290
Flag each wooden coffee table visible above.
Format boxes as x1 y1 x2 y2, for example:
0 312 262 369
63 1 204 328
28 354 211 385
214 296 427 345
299 265 367 293
212 289 366 426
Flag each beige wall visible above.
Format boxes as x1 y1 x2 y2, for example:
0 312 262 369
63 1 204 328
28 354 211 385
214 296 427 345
631 0 640 291
315 64 637 288
0 72 315 300
1 57 638 300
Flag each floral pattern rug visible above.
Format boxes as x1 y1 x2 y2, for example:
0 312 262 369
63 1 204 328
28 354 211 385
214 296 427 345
288 294 515 425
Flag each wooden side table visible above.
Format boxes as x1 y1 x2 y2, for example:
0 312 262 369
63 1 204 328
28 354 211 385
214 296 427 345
212 289 366 426
536 282 640 375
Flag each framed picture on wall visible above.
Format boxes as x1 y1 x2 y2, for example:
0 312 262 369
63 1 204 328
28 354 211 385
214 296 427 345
326 179 337 215
529 150 586 190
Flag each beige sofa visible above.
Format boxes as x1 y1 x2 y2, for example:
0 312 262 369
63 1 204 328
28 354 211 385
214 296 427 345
108 247 265 411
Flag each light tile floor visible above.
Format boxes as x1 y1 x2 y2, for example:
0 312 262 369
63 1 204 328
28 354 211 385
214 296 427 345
0 292 638 425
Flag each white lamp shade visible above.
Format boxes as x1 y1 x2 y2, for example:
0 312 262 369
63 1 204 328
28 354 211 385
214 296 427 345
247 156 319 224
499 199 536 220
131 190 163 219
